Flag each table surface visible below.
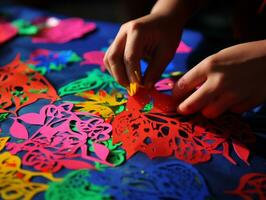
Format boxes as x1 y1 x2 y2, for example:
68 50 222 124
0 5 266 200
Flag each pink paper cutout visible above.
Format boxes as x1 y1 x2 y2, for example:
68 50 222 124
18 113 45 125
9 119 29 139
32 18 96 43
81 51 106 72
6 103 113 172
176 41 192 53
60 159 94 170
0 21 17 44
155 78 175 91
93 142 109 161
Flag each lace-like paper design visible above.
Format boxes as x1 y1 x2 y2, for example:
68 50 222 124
6 103 113 172
45 170 111 200
0 55 58 114
226 173 266 200
89 159 211 200
73 90 127 119
112 88 255 164
59 69 125 96
0 152 59 200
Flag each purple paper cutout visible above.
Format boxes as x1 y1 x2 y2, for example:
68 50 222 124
6 103 113 172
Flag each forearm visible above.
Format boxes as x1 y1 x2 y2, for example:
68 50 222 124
151 0 208 26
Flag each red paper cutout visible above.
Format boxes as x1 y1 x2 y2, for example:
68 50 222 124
0 21 17 44
112 88 255 164
81 51 106 71
32 18 96 43
176 41 192 53
226 173 266 200
0 55 58 114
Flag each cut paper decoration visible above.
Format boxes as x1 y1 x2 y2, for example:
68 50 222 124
112 88 255 164
89 159 211 200
0 113 9 122
0 137 9 151
81 51 106 72
88 138 126 170
0 21 17 44
32 18 96 43
0 55 58 114
176 41 192 53
0 152 59 200
155 78 175 91
226 173 266 200
12 19 39 35
28 49 81 74
59 69 125 96
6 103 113 172
45 170 111 200
73 90 127 119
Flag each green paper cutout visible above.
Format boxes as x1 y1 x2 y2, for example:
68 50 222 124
45 170 111 200
114 105 125 114
88 138 126 169
12 19 39 35
0 113 9 122
59 69 125 96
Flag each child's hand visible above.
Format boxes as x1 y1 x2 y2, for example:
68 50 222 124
173 40 266 118
104 13 182 90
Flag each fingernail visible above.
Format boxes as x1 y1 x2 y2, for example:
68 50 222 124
134 70 141 83
128 82 137 96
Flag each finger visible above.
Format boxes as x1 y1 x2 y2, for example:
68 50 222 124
124 30 142 85
103 48 113 76
201 93 239 118
177 80 217 115
172 60 207 102
143 45 175 88
106 28 129 87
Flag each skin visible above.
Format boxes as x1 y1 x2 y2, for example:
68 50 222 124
104 0 266 118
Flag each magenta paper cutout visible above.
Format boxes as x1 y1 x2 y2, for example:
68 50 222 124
6 103 113 172
0 21 17 44
176 41 192 53
81 51 106 72
155 78 175 91
32 18 96 43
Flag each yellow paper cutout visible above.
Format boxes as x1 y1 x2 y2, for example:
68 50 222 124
75 90 127 119
0 137 9 151
0 152 60 200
